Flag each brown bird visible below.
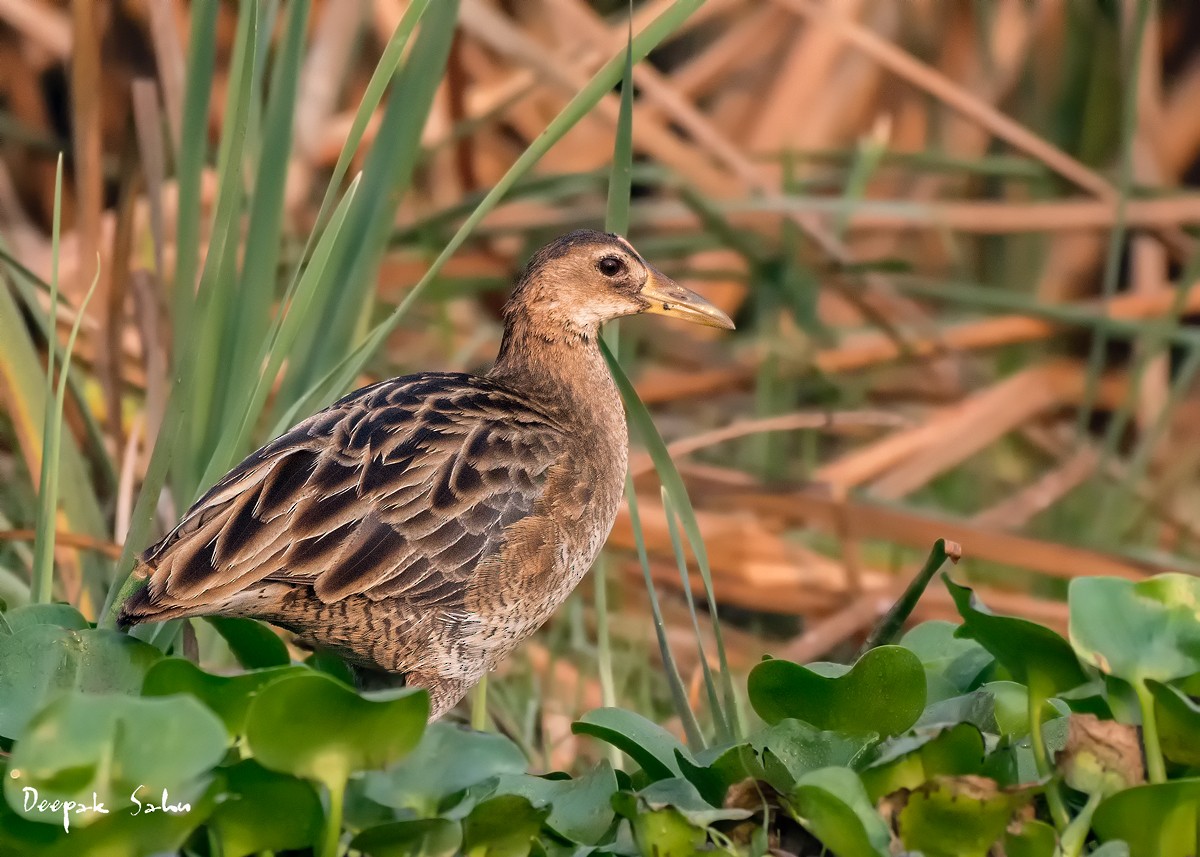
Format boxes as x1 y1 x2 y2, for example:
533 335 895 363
119 230 734 718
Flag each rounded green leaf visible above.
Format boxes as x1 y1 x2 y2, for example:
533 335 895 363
1092 779 1200 857
4 692 226 830
496 762 618 845
860 722 987 801
209 760 323 857
1004 818 1058 857
901 620 995 695
1070 574 1200 686
755 719 876 791
748 645 926 736
787 767 891 857
245 671 427 790
460 794 548 857
638 777 751 827
892 775 1036 857
0 625 161 740
1147 679 1200 766
205 616 291 669
351 818 461 857
142 657 305 735
364 721 526 813
946 577 1087 698
572 707 691 780
3 603 89 633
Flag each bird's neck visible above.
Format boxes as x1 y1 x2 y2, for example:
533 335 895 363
488 316 624 431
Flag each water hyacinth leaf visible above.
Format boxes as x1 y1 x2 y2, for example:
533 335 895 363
1147 679 1200 766
1003 819 1058 857
4 692 225 829
0 625 161 740
860 722 987 801
205 616 291 669
2 603 89 633
141 657 305 736
460 793 548 857
613 793 706 857
572 707 691 781
496 762 618 845
900 619 994 695
638 777 752 827
209 760 323 857
786 767 891 857
917 689 999 734
364 722 526 813
748 645 926 736
945 577 1087 697
351 818 462 857
1091 779 1200 857
245 672 427 790
756 719 877 789
889 775 1037 857
1069 574 1200 686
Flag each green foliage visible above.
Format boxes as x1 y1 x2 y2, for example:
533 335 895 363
3 570 1200 853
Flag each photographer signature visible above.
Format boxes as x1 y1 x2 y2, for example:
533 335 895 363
21 785 191 833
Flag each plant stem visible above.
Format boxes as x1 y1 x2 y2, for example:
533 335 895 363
471 675 489 732
1059 790 1102 857
1135 680 1167 783
1028 691 1070 831
320 777 346 857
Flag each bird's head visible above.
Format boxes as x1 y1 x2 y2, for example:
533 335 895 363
505 230 735 341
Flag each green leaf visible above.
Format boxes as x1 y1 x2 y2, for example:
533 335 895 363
1069 574 1200 686
0 625 161 739
1147 679 1200 766
785 767 891 857
891 775 1037 857
351 818 462 857
205 616 291 669
755 719 876 790
141 657 304 736
245 671 427 790
1003 819 1058 857
210 760 323 857
946 576 1088 699
638 777 752 827
572 708 691 781
748 645 926 735
613 793 706 857
862 539 958 652
496 762 618 845
363 722 526 813
4 692 225 830
901 619 994 694
2 603 88 633
1092 779 1200 857
460 794 548 857
860 722 987 801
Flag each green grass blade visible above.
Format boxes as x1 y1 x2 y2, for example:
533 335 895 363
662 488 730 742
604 20 635 239
32 258 101 603
277 0 705 431
200 174 363 489
168 0 219 504
625 477 705 750
859 539 958 654
278 0 458 407
30 155 63 604
186 0 259 495
219 0 311 422
602 339 741 738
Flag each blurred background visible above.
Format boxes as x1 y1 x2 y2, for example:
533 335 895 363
2 0 1200 765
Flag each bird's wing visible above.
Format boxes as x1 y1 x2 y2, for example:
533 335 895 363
138 373 565 611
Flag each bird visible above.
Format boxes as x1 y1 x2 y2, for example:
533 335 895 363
119 230 734 719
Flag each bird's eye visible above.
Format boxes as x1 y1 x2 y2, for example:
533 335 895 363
597 256 625 277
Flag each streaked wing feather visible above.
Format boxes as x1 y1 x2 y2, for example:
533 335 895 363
141 374 563 611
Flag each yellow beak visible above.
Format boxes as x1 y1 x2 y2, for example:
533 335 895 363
638 268 736 330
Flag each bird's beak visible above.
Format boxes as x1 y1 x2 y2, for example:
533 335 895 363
638 268 736 330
